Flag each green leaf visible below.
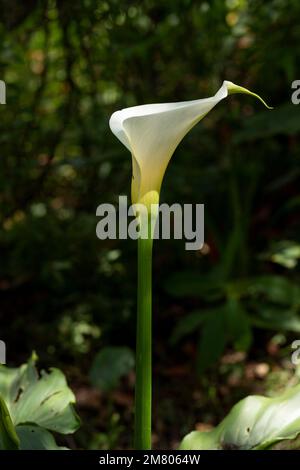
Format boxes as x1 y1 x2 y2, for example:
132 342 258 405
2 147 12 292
13 368 80 434
225 299 252 351
245 275 300 306
0 395 20 450
164 271 224 301
180 385 300 450
0 354 40 406
89 347 135 392
16 425 68 450
170 310 207 345
239 275 300 333
251 307 300 332
0 356 80 436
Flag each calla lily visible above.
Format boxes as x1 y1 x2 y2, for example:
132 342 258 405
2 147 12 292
109 81 271 451
110 80 271 209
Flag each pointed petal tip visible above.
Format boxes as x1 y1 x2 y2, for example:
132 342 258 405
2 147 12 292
223 80 273 110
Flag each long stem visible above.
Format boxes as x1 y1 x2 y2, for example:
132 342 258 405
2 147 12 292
134 214 153 450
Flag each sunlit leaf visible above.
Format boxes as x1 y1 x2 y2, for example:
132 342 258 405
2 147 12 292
180 385 300 450
0 356 80 450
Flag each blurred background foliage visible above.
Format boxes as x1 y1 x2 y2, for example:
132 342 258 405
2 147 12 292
0 0 300 449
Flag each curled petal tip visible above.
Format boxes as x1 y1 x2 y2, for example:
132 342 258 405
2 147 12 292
251 93 273 110
224 81 273 109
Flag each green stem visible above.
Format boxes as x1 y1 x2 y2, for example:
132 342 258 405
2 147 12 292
134 214 153 450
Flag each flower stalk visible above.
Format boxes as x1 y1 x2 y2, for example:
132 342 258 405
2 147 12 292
134 210 156 450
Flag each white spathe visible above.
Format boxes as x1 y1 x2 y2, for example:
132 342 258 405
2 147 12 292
109 81 271 208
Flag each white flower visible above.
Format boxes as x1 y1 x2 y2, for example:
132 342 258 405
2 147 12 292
110 81 271 209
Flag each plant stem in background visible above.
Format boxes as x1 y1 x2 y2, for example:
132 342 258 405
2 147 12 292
134 214 153 450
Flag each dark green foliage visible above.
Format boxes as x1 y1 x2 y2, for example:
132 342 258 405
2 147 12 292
0 0 299 449
89 346 135 392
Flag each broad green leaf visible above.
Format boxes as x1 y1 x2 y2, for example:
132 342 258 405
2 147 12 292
180 385 300 450
89 346 135 392
0 395 20 450
16 424 68 450
11 369 80 434
0 357 80 435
